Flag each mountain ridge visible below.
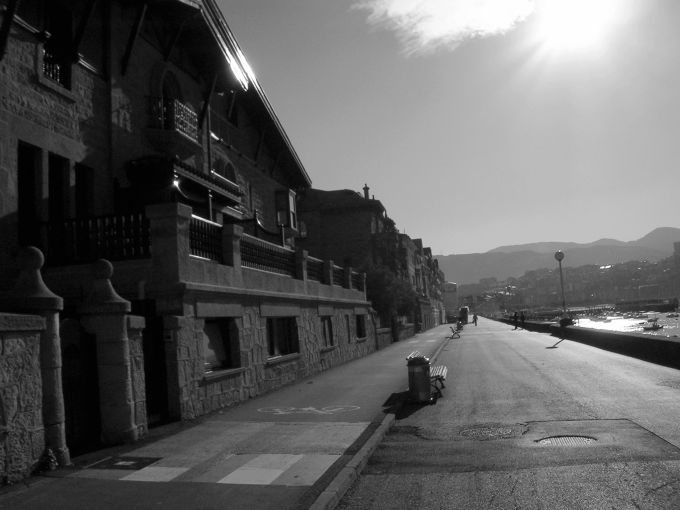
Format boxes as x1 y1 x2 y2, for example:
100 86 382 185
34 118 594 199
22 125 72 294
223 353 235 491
436 227 680 285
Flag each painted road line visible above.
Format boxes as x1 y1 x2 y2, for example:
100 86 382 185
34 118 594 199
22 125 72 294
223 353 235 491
218 454 303 485
121 466 189 482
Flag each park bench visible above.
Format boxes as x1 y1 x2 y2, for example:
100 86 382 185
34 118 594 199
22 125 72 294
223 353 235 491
406 351 448 399
448 326 461 339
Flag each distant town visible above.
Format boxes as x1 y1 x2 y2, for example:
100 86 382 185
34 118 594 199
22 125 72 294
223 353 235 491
455 243 680 319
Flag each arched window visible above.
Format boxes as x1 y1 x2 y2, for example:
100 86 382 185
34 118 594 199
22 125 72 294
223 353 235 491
212 158 237 183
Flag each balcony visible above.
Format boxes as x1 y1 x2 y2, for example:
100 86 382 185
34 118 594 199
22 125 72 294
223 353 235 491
39 212 150 266
146 97 201 157
36 204 366 305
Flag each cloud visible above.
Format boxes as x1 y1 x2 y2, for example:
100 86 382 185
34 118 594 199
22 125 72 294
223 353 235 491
353 0 535 55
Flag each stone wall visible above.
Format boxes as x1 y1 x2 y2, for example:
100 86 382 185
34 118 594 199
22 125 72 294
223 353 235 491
0 313 45 485
549 324 680 369
376 327 393 350
127 316 148 438
164 302 376 420
396 323 416 342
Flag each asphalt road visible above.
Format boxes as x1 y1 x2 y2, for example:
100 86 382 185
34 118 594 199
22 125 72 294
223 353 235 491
338 317 680 509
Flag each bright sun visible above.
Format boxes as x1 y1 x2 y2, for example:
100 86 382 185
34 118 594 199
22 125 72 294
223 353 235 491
535 0 621 52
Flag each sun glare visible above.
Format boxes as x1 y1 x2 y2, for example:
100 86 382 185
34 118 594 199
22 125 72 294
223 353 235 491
535 0 620 53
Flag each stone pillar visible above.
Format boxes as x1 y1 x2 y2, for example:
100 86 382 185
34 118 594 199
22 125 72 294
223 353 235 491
222 224 243 269
127 315 148 438
146 202 192 286
0 247 70 466
79 259 138 445
344 265 353 289
295 249 308 281
324 260 334 286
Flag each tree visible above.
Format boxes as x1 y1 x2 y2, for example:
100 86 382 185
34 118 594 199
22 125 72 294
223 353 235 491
364 264 418 325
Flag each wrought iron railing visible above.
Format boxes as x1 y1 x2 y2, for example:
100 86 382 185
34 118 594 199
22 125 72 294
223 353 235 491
332 265 344 286
307 256 324 283
42 48 69 86
240 234 296 277
43 212 150 265
149 97 199 142
189 215 222 262
351 272 365 291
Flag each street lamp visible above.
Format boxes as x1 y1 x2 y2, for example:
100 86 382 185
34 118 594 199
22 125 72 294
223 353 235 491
554 250 567 318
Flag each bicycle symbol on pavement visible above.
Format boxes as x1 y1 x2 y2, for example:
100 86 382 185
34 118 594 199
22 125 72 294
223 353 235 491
257 405 360 415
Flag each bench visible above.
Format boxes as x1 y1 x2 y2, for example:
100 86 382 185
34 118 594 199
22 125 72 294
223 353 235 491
430 365 448 398
448 326 461 339
406 351 448 399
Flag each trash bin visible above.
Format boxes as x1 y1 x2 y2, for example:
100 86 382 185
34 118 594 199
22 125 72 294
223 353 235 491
406 352 431 403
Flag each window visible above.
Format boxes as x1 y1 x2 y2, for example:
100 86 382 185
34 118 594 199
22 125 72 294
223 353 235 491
356 315 367 339
17 142 42 247
43 1 74 88
48 153 69 222
213 159 237 183
346 315 352 343
321 317 334 348
75 164 94 217
275 189 297 230
267 317 299 358
203 318 240 372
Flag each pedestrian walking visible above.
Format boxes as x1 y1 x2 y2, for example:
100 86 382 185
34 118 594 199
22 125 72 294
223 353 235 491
473 313 478 326
513 311 519 330
520 311 526 329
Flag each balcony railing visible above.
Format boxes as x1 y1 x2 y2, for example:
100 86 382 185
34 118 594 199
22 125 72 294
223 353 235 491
240 234 296 277
352 271 365 292
307 256 324 283
42 212 150 265
332 265 344 286
149 97 199 142
38 204 366 295
42 48 69 87
189 215 222 262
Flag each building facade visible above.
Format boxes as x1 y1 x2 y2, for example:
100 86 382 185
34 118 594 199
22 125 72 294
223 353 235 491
298 186 445 331
0 0 374 465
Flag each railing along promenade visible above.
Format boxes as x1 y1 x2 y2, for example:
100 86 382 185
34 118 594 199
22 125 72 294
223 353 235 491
492 316 680 370
38 203 366 293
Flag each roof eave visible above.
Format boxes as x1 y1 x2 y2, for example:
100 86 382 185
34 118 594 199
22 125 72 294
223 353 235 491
199 0 312 188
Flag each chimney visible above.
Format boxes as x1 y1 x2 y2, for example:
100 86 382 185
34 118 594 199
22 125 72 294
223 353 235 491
363 184 369 199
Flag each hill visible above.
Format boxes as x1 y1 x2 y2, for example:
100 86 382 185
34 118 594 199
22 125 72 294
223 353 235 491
436 227 680 285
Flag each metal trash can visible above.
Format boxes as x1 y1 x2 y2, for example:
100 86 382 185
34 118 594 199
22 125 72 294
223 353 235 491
406 352 431 403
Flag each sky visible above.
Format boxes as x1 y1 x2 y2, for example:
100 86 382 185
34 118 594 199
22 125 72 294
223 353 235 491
217 0 680 255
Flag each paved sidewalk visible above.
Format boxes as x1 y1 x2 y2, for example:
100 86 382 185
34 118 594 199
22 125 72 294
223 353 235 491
0 324 453 510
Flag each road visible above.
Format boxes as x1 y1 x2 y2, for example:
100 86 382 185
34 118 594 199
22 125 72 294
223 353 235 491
338 317 680 509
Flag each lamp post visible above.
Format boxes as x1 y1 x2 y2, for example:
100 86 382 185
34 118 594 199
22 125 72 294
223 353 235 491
554 250 566 316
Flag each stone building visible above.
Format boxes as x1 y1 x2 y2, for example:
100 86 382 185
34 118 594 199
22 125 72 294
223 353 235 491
298 186 445 331
443 282 459 322
0 0 374 465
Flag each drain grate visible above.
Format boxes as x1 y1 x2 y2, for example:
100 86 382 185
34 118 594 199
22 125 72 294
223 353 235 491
536 435 596 446
461 426 514 440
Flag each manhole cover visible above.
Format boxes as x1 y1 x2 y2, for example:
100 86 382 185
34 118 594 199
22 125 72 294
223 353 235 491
536 435 596 446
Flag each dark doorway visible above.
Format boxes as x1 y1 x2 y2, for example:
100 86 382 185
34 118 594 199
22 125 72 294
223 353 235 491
61 318 102 456
132 300 170 427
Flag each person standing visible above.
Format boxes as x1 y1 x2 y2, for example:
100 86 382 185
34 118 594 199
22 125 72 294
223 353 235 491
473 313 478 326
520 311 526 329
513 311 519 330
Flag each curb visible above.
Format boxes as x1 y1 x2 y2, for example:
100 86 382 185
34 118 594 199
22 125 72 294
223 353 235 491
309 413 395 510
309 334 451 510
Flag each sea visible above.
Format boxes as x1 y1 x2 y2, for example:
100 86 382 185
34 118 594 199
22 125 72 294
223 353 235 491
575 313 680 338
